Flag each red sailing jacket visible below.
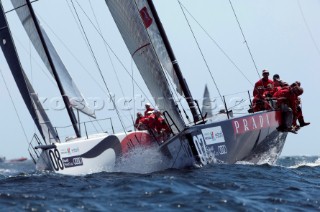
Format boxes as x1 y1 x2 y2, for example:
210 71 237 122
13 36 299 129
253 79 274 96
144 107 154 117
273 88 298 115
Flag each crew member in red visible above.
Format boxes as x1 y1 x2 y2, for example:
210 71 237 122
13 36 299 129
153 111 170 134
252 94 271 112
144 103 154 117
134 112 144 130
273 74 289 94
152 110 171 142
290 84 310 128
136 111 153 131
273 74 289 88
253 70 274 97
295 97 310 129
273 86 307 132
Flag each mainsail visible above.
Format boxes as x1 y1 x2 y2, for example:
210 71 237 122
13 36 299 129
11 0 95 118
105 0 185 131
0 3 58 144
135 0 182 94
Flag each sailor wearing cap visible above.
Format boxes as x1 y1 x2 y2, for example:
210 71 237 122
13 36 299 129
144 102 154 116
253 69 274 96
273 74 289 88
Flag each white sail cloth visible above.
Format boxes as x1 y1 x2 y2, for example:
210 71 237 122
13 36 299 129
202 85 213 118
11 0 95 118
105 0 185 131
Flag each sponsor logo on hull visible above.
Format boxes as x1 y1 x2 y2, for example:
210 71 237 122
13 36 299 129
201 126 225 145
60 147 80 156
233 112 279 135
62 156 83 168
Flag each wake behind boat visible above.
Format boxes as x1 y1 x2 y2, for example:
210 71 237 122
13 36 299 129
0 0 292 175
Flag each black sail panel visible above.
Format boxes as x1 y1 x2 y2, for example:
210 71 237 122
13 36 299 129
11 0 95 118
0 3 58 143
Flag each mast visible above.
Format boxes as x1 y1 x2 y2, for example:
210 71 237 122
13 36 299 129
25 0 81 137
146 0 200 123
0 3 58 143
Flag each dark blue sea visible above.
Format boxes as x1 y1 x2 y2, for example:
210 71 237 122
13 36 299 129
1 156 320 211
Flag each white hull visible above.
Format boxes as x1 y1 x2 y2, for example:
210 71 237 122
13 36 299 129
34 111 288 175
35 131 155 175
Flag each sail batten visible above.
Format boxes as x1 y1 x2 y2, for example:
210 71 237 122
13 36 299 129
11 0 95 118
136 1 182 95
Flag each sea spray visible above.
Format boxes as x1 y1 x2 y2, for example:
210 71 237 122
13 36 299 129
115 145 171 173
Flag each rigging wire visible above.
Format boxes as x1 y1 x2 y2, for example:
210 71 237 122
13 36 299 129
68 0 154 109
131 59 136 119
70 0 127 134
297 0 320 57
88 0 135 123
13 34 56 86
71 0 152 128
88 0 136 127
177 0 224 103
228 0 261 79
39 10 130 132
28 38 36 134
88 0 126 97
132 1 188 123
178 2 254 87
37 14 107 92
0 69 29 145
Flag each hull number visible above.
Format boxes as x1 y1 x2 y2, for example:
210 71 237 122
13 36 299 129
192 134 208 165
49 149 64 171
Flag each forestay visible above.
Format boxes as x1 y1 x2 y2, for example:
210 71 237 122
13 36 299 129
105 0 185 131
11 0 95 118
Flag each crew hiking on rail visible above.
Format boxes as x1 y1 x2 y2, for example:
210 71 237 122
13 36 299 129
134 103 171 142
251 70 310 133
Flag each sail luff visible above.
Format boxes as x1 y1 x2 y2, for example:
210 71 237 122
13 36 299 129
25 71 60 143
145 0 200 123
10 0 96 119
105 0 185 131
24 0 81 137
0 3 58 144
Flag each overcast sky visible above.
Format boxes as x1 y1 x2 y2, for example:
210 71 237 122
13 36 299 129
0 0 319 159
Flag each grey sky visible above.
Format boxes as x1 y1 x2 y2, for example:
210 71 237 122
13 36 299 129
0 0 319 159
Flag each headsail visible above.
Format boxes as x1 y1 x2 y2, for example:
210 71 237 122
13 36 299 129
0 3 58 144
105 0 185 131
26 72 59 143
10 0 95 118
